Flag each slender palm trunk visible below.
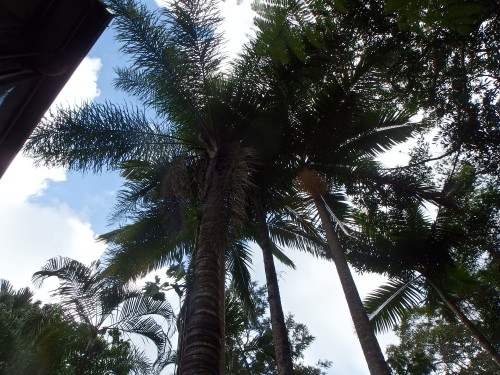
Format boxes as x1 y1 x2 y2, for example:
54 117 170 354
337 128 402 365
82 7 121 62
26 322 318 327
178 154 228 375
313 196 390 375
429 280 500 367
254 197 295 375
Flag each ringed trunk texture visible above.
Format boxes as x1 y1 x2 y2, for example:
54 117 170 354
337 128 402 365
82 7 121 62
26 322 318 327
178 154 228 375
254 198 295 375
429 281 500 367
313 196 390 375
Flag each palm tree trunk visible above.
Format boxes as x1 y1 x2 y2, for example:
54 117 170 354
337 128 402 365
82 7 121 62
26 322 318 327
254 197 295 375
178 155 228 375
313 196 390 375
429 280 500 367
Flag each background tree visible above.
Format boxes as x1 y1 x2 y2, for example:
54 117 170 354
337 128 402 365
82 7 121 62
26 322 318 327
0 279 152 375
386 307 499 375
225 282 332 375
306 0 500 175
32 257 175 374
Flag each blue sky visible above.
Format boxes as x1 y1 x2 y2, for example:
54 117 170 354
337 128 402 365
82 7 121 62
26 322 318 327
0 1 404 373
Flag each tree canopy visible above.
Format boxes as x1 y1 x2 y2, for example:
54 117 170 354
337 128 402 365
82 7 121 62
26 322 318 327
19 0 500 373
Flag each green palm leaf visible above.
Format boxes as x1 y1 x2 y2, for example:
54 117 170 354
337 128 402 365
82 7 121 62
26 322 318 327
226 240 255 319
32 257 175 369
25 102 183 173
364 276 425 333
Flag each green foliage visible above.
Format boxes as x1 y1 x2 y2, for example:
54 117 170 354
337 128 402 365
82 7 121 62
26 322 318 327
0 280 152 375
32 257 176 372
225 283 332 374
386 308 499 375
384 0 482 34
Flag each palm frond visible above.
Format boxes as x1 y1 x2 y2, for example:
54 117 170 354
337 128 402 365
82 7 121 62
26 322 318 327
364 276 425 333
25 102 179 173
116 315 172 367
101 214 195 281
338 112 425 158
226 241 255 321
267 217 326 258
113 294 175 326
108 0 224 132
271 243 296 269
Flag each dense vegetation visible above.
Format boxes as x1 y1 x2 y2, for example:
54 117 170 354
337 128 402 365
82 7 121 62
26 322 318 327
3 0 498 374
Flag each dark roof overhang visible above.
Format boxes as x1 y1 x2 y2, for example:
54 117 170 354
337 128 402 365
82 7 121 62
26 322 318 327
0 0 113 178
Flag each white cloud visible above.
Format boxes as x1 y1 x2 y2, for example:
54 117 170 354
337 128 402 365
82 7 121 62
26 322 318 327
52 57 102 108
0 154 106 298
219 0 256 59
0 156 66 204
0 57 104 299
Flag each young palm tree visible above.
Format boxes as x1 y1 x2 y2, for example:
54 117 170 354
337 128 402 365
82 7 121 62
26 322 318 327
0 279 155 375
32 257 175 374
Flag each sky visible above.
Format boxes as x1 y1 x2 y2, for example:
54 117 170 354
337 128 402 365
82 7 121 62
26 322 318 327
0 0 406 373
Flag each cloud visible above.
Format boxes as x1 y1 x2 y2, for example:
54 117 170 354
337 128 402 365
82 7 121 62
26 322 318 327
52 57 102 108
219 0 256 59
0 57 105 297
0 154 107 299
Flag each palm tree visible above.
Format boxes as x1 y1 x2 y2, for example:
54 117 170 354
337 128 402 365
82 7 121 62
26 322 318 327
32 257 175 374
358 200 500 367
288 46 445 373
25 0 257 370
100 158 326 375
244 7 446 372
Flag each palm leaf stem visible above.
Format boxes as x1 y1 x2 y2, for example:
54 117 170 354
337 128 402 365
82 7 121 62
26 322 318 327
321 195 352 237
380 148 458 171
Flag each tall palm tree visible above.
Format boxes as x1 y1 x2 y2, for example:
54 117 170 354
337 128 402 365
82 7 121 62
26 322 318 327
25 0 258 371
100 158 326 375
289 47 444 373
32 257 175 374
